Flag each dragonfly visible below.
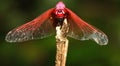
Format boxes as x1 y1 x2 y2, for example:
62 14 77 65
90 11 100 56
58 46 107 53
5 1 108 45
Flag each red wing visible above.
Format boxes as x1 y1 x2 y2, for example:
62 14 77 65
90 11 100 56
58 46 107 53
5 8 55 42
66 8 108 45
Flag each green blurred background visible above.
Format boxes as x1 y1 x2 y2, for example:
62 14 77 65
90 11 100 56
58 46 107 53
0 0 120 66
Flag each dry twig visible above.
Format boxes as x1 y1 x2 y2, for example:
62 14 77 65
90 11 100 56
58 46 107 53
55 19 69 66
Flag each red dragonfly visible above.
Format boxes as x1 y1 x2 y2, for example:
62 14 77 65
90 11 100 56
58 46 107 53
5 1 108 45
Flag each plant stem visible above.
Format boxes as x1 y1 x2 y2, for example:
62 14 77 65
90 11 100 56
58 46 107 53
55 19 69 66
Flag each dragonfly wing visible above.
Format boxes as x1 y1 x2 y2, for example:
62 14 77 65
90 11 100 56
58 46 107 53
66 8 108 45
5 8 55 42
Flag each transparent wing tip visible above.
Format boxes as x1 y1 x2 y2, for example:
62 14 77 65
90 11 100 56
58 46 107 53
81 31 108 45
5 30 31 43
5 38 15 43
5 33 14 43
90 31 108 45
5 29 54 43
5 31 19 42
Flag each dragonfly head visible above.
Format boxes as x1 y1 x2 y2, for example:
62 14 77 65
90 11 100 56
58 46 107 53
56 1 65 9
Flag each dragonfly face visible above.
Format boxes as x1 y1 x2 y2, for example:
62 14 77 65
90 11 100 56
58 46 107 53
52 2 68 26
52 8 68 26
